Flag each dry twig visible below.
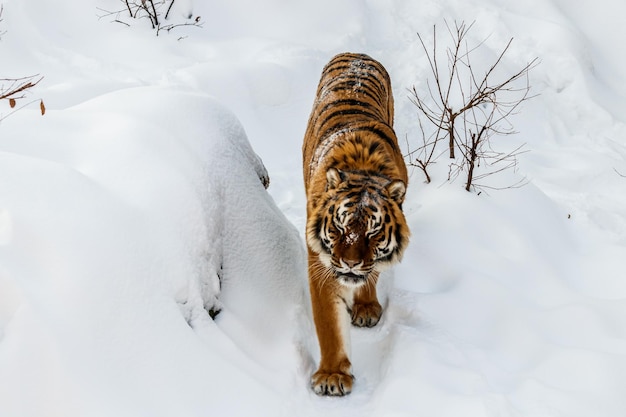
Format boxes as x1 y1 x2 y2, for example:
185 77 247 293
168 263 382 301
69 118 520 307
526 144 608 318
408 20 538 191
98 0 203 36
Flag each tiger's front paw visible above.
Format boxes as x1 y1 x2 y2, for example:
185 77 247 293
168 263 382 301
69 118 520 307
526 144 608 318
351 301 382 327
311 370 353 396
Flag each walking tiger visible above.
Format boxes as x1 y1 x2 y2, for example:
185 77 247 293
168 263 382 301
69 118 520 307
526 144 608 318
302 52 410 396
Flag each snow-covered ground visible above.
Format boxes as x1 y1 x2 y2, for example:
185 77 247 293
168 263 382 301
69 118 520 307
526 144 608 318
1 0 626 416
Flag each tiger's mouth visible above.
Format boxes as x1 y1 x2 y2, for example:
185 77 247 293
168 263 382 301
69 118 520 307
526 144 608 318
337 272 367 287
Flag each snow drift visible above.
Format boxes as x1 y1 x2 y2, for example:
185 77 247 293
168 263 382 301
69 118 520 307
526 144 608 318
0 87 307 416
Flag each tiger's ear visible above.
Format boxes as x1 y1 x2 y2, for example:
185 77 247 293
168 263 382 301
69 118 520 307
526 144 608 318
326 167 344 190
387 180 406 203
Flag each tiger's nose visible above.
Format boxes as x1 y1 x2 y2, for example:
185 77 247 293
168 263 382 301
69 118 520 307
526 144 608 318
342 259 361 269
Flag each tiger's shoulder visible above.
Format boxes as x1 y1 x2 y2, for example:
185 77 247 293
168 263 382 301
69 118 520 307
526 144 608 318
302 52 406 193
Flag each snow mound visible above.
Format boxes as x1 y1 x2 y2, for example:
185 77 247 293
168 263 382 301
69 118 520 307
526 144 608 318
0 87 307 416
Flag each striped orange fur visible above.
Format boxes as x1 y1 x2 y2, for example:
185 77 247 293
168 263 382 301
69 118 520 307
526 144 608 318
302 53 409 396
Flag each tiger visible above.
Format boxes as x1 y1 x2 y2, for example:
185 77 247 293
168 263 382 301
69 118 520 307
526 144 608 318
302 52 410 396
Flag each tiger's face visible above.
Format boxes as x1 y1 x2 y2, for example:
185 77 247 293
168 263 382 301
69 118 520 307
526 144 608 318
307 168 409 287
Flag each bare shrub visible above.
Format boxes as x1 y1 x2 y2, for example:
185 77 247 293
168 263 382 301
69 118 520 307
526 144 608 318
98 0 203 36
407 21 538 191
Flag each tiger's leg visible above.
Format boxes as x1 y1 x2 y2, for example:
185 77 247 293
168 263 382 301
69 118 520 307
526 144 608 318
351 272 382 328
309 260 354 396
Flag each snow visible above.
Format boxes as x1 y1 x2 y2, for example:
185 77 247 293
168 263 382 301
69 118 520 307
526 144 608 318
1 0 626 416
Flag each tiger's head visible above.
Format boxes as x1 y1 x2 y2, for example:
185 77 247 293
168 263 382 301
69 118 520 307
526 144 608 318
307 167 409 287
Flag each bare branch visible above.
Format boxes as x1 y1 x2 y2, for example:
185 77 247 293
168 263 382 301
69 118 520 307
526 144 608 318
99 1 203 35
614 168 626 178
1 76 45 122
0 75 43 101
165 0 176 20
0 4 6 40
407 20 538 191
